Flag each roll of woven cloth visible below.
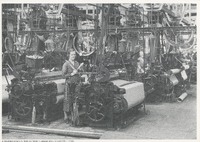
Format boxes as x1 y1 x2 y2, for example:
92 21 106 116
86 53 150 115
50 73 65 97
170 69 181 74
177 92 188 102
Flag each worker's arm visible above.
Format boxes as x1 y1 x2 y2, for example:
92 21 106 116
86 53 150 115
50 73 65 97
62 62 72 78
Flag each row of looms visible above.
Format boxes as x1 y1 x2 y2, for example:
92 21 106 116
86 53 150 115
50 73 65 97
2 3 197 128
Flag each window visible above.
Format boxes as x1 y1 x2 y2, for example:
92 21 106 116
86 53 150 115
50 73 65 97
191 4 196 6
82 10 86 14
88 10 93 14
184 13 189 17
55 6 59 10
191 4 197 9
191 13 197 16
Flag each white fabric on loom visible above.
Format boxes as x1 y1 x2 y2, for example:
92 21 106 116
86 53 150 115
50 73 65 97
145 36 150 54
2 75 15 103
149 35 157 63
112 80 145 109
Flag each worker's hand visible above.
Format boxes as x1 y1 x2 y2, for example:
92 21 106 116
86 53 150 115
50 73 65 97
71 69 78 76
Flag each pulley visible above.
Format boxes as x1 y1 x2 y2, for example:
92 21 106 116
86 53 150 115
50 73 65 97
12 96 33 117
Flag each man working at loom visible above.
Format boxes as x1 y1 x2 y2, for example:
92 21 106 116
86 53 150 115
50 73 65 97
62 48 83 125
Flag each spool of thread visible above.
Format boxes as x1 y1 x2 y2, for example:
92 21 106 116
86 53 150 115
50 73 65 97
183 64 189 70
181 70 188 81
31 106 36 124
170 69 181 74
177 92 188 102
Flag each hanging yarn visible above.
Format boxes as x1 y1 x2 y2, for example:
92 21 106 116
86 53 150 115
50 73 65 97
149 34 157 63
164 30 194 47
145 36 150 54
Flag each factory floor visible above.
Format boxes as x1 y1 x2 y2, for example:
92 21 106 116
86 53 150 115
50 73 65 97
2 85 197 139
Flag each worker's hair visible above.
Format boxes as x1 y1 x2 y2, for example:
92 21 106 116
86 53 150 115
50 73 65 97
67 48 75 54
67 48 76 59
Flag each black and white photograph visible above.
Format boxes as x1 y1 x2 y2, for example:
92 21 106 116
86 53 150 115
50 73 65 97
1 2 198 140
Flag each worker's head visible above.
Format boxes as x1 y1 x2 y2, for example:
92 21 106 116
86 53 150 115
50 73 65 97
68 48 76 61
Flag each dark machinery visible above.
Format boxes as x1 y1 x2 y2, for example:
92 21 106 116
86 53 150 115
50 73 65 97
77 81 127 127
144 51 191 102
63 74 145 128
7 75 63 123
6 63 145 127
